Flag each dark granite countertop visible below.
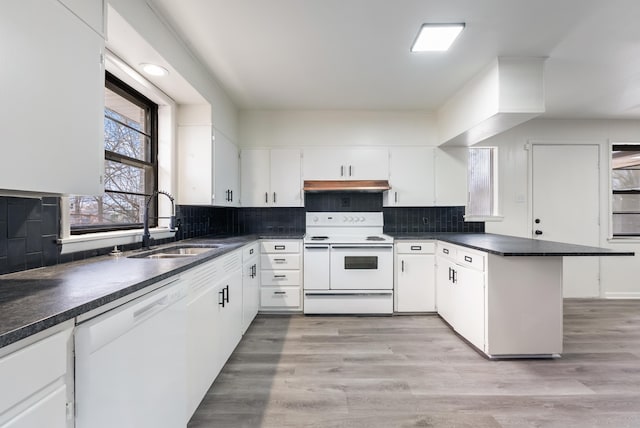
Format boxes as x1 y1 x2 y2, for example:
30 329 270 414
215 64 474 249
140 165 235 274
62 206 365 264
0 234 298 349
390 233 635 257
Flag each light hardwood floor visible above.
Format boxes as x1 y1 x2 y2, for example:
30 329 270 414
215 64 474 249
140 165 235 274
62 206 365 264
189 299 640 428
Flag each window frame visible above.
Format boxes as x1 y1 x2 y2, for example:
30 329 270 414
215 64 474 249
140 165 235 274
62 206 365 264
70 71 159 235
610 142 640 238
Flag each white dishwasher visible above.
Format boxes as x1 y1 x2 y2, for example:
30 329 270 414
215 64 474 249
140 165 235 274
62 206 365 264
75 277 187 428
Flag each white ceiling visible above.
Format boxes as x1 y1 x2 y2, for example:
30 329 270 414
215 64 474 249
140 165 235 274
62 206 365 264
147 0 640 118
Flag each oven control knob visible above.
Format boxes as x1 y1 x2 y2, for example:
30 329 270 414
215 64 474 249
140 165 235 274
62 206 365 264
312 216 319 222
343 216 348 222
359 216 365 222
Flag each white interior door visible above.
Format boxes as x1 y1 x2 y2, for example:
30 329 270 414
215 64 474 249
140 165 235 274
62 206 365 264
532 144 600 297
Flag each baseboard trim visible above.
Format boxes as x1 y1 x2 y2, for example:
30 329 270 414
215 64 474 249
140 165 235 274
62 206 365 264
604 292 640 299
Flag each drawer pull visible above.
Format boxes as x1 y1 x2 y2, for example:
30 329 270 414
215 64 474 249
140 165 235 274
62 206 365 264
274 245 286 250
410 245 422 251
249 248 254 255
464 255 472 263
443 248 449 254
273 291 287 295
274 275 287 278
274 258 286 263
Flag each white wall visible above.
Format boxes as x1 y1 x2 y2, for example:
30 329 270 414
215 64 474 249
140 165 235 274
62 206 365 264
108 0 238 141
239 110 437 148
482 118 640 297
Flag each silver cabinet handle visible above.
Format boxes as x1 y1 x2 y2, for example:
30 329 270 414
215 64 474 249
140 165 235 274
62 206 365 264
395 191 398 203
340 165 344 177
273 291 287 295
401 260 405 272
265 192 268 204
349 165 352 176
273 192 277 203
411 246 422 251
464 255 472 263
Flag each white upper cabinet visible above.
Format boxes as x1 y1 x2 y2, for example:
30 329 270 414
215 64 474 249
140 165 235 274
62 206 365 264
435 147 468 206
1 0 104 195
178 125 240 206
240 149 302 207
302 148 389 180
178 125 212 205
213 131 240 207
384 147 435 206
57 0 104 35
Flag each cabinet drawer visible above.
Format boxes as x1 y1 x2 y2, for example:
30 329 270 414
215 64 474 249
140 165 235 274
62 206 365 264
260 254 300 270
456 249 485 271
261 270 301 286
261 287 301 308
0 329 70 414
261 241 301 254
243 242 260 261
396 242 435 254
438 243 457 260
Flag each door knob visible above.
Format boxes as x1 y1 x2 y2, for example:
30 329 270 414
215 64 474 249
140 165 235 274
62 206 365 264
534 230 543 235
534 218 541 224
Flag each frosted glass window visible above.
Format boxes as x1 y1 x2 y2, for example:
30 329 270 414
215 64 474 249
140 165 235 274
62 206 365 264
468 147 497 217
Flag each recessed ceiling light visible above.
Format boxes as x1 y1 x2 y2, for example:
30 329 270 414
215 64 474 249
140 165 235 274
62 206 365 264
140 63 169 76
411 23 465 52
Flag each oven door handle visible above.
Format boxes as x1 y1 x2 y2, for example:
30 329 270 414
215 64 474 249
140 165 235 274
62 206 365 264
304 292 393 297
304 245 330 249
330 245 393 249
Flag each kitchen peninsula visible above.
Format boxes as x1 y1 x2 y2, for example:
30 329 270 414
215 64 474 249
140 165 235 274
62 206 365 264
393 233 635 358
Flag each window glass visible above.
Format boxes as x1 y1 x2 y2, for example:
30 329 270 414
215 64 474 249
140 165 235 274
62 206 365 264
611 144 640 236
467 147 497 217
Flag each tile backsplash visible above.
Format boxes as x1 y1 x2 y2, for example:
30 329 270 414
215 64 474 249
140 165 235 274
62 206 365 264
0 193 483 275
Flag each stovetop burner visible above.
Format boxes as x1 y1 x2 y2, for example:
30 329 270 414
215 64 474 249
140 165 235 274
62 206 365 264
366 236 386 241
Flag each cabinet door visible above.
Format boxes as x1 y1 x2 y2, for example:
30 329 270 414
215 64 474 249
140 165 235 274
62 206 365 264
302 148 346 180
396 254 435 312
57 0 104 35
346 148 389 180
2 384 67 428
213 131 239 206
271 149 302 206
219 270 243 357
241 259 260 334
178 125 213 205
435 147 468 206
186 281 221 416
436 257 456 325
1 0 104 195
385 147 435 206
240 149 270 207
456 266 485 351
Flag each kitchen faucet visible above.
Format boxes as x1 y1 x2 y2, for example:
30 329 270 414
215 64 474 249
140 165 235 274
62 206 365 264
142 190 177 249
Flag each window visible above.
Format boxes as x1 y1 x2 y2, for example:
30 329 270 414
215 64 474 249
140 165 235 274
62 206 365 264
467 147 498 218
611 143 640 237
70 72 158 234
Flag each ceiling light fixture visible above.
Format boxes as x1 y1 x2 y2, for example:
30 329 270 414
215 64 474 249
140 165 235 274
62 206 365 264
411 23 465 52
140 63 169 76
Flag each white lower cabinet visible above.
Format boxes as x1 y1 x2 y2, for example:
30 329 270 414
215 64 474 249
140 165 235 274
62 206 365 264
241 243 260 334
394 242 436 312
185 251 242 418
436 243 486 352
436 242 563 357
0 325 73 428
260 240 302 311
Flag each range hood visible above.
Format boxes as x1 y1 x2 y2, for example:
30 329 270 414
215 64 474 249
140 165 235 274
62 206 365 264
303 180 391 192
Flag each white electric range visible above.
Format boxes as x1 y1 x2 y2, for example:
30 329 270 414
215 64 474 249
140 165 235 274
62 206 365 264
303 212 394 314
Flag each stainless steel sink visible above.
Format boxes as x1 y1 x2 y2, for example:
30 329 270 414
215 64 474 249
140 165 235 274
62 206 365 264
128 244 221 259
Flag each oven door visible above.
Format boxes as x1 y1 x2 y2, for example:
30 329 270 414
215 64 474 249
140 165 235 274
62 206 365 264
329 245 393 290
